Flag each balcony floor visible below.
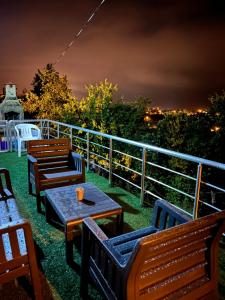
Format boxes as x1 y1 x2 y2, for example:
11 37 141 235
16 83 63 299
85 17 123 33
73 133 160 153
0 151 153 299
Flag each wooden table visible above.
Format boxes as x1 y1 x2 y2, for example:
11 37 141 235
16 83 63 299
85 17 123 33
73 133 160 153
45 182 123 264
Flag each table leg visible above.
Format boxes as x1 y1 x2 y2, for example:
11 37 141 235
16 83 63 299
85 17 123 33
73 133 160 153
116 211 123 234
45 198 51 223
66 239 74 265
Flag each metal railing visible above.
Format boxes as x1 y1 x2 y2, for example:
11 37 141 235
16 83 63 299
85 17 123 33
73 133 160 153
4 119 225 219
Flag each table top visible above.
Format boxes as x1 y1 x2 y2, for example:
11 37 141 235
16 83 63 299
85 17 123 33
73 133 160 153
45 182 122 224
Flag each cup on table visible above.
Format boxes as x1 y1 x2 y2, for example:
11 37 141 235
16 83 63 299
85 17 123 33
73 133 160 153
76 187 84 201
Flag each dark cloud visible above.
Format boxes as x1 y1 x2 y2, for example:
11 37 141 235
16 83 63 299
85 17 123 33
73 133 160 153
1 0 225 108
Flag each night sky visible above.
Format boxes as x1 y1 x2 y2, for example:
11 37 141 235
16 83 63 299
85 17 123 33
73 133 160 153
1 0 225 109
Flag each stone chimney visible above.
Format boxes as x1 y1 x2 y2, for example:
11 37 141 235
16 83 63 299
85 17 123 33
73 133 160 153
0 83 24 120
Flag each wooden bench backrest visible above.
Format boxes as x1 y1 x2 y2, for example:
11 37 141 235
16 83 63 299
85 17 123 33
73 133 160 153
126 210 225 300
27 138 71 158
152 199 191 229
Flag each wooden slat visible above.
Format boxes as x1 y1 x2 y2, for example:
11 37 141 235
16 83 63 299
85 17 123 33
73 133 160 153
31 150 70 158
42 180 77 192
28 138 69 147
39 168 71 175
38 161 69 170
139 250 206 288
141 238 207 271
141 224 216 261
30 144 70 153
139 264 207 300
37 156 68 163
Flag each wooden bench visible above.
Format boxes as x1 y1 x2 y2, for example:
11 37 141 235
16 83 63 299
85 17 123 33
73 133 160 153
80 199 225 300
0 168 42 299
27 138 85 212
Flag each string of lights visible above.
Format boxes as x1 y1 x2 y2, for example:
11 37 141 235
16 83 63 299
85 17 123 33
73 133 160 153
54 0 107 65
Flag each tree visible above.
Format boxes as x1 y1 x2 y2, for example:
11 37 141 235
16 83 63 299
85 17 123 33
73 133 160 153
22 64 77 120
79 79 118 132
208 91 225 163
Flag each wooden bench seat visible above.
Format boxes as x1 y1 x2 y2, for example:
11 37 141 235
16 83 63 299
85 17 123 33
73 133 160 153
0 168 42 299
80 199 225 300
43 170 82 179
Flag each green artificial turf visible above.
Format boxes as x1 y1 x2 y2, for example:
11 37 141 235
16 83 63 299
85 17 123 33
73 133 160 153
0 152 152 299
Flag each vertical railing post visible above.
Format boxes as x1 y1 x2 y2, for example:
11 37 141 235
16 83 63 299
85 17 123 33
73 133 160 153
109 138 113 186
40 120 43 138
86 132 90 172
193 163 202 219
70 127 72 147
140 148 147 206
47 120 50 139
8 120 13 152
5 121 9 152
57 123 60 138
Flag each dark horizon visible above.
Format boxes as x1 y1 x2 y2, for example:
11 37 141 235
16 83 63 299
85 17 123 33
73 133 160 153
1 0 225 109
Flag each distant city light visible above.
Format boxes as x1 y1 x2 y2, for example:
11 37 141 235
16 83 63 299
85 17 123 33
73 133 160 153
144 115 150 122
211 126 221 132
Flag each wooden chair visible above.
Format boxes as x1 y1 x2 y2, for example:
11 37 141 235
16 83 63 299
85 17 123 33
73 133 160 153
0 169 42 299
80 199 225 300
27 138 85 212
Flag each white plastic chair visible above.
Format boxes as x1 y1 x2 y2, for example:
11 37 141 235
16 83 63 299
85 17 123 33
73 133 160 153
15 124 41 157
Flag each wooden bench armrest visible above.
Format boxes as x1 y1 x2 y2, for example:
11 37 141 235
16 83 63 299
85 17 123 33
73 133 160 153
83 217 108 241
70 152 85 167
82 217 126 266
0 219 28 232
81 217 126 298
27 154 37 163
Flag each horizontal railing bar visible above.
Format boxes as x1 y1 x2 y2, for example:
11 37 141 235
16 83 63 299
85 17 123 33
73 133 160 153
169 202 193 217
145 189 162 199
145 175 195 199
57 131 70 136
201 181 225 193
91 162 109 172
72 135 87 142
49 127 57 132
146 161 196 181
199 200 222 212
113 149 142 162
147 188 193 217
113 161 142 175
89 151 109 161
89 141 109 150
112 173 141 189
72 144 86 152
